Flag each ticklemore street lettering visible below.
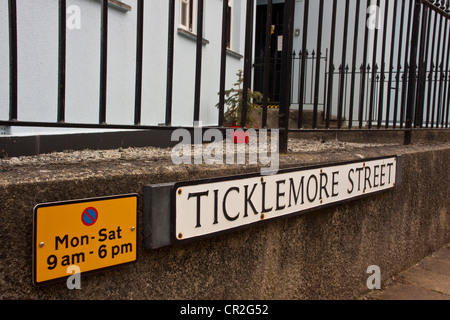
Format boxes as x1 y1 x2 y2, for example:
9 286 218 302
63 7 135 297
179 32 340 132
175 157 398 242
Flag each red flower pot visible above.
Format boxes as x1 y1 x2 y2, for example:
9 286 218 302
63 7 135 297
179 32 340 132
229 126 249 144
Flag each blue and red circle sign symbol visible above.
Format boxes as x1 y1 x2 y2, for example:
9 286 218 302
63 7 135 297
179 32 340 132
82 207 98 226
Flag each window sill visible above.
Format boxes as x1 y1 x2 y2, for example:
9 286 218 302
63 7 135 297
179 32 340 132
94 0 132 12
177 28 210 45
226 48 243 60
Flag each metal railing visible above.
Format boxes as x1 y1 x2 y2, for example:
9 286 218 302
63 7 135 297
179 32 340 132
1 0 449 154
286 0 450 139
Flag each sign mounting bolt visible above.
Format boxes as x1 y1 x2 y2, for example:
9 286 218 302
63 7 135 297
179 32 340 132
131 226 136 232
39 242 45 248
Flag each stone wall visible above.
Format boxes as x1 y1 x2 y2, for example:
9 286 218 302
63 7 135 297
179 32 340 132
0 142 448 299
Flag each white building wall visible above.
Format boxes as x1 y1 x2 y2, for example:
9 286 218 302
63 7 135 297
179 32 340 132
0 0 247 135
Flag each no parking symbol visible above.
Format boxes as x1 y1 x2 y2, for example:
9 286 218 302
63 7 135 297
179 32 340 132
82 207 98 226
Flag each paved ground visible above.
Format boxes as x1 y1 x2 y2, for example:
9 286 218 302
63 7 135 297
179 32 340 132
365 243 450 300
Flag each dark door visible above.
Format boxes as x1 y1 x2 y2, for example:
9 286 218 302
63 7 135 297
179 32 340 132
254 3 285 104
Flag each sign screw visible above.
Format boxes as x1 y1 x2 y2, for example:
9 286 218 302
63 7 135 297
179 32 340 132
131 226 136 232
39 242 45 248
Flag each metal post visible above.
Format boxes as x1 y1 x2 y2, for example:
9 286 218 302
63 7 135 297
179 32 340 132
443 6 450 127
193 0 204 123
166 0 175 126
359 0 370 129
404 0 422 145
368 0 380 129
426 9 439 128
337 0 350 129
313 0 324 129
415 6 430 128
262 0 273 129
218 0 229 127
437 13 448 127
99 0 109 124
134 0 144 125
393 0 407 129
445 1 450 127
377 0 390 129
430 13 444 128
278 0 295 153
325 0 338 129
241 0 254 128
58 0 67 123
385 0 399 128
297 0 308 129
400 0 415 128
8 0 18 121
348 0 361 129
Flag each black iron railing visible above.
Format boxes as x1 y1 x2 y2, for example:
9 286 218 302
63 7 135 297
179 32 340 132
291 50 328 115
287 0 450 137
1 0 449 153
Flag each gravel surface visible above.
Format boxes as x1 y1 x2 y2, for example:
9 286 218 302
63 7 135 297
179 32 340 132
0 138 397 167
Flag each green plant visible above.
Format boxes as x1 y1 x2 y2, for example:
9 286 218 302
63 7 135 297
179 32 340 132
217 70 263 127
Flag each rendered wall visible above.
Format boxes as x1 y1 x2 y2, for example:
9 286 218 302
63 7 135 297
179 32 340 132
0 143 448 299
0 0 247 135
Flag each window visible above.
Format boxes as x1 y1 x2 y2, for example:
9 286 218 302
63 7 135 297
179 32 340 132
177 0 210 45
180 0 195 32
226 0 233 49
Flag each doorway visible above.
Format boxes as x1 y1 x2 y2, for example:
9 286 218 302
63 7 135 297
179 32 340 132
254 2 286 104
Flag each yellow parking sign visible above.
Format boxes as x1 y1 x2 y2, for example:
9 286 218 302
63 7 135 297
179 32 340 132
32 194 138 286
